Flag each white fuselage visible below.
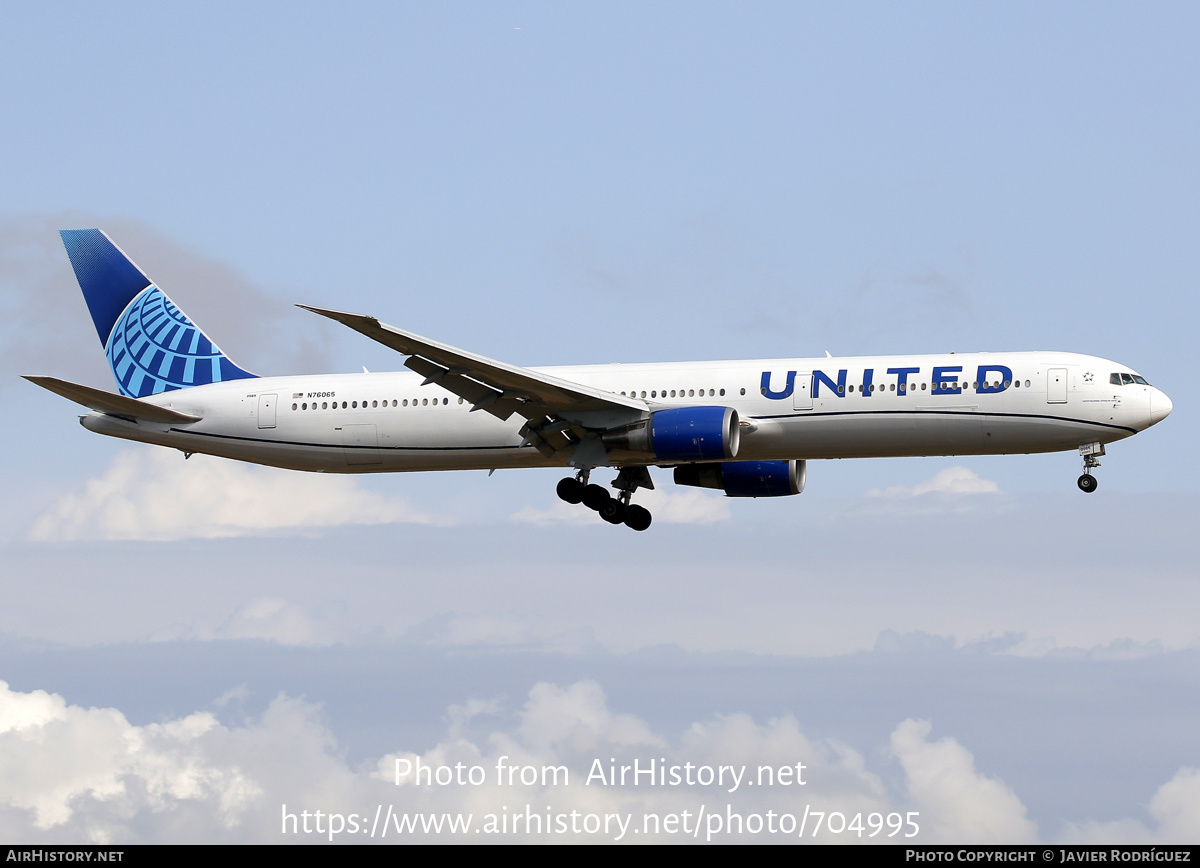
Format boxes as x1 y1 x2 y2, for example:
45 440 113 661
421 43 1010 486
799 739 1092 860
80 351 1170 473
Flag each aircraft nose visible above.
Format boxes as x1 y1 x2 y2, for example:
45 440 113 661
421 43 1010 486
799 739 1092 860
1150 389 1173 425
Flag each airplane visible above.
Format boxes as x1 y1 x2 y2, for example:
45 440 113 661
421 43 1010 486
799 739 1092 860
25 229 1173 532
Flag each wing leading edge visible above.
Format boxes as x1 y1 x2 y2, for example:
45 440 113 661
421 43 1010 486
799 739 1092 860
298 305 647 456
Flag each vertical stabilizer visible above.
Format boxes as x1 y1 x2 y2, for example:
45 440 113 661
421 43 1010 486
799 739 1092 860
60 229 256 398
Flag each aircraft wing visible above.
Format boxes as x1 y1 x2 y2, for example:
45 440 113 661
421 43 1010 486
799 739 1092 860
24 376 202 424
299 306 646 450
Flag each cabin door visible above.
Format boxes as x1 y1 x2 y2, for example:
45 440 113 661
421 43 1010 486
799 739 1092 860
1047 369 1068 404
792 372 813 410
257 393 277 428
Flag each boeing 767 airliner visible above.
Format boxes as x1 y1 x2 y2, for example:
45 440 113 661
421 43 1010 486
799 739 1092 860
25 229 1172 531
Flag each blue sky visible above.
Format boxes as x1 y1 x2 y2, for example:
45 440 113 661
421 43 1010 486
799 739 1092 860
1 2 1197 843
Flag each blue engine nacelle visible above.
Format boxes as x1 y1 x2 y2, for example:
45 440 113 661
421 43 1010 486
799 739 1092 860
673 459 806 497
602 406 741 461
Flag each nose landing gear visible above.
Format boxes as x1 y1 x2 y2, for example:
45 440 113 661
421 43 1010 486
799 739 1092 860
1077 442 1104 493
555 467 653 531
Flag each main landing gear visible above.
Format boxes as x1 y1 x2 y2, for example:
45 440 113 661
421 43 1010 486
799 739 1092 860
1077 442 1104 493
556 468 653 531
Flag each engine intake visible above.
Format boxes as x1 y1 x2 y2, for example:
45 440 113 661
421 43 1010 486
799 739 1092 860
603 406 740 461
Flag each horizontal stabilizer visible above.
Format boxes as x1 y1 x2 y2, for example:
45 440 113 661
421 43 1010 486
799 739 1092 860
23 376 202 424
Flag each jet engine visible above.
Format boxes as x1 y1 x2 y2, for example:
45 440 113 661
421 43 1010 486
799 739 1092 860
674 459 806 497
602 406 740 462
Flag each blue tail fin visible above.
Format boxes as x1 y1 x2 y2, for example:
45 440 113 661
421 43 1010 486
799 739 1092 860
60 229 256 398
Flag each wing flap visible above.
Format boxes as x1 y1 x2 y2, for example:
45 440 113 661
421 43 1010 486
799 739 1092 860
24 376 202 424
401 355 524 420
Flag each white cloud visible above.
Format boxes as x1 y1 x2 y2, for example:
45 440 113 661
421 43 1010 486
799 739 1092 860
1 677 1195 844
212 597 336 646
868 466 1000 498
138 596 343 647
508 500 597 527
1147 768 1200 841
1059 766 1200 843
28 449 439 542
515 681 663 754
998 635 1171 660
0 680 260 837
399 613 599 652
510 486 730 526
639 486 732 523
891 719 1037 843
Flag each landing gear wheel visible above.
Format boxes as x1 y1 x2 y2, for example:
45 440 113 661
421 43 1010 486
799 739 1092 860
556 477 584 504
1077 474 1098 493
624 504 652 532
599 500 626 524
582 484 610 511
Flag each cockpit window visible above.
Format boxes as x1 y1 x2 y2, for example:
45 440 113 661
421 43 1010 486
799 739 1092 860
1121 373 1135 385
1110 373 1122 385
1131 375 1149 385
1113 372 1152 386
